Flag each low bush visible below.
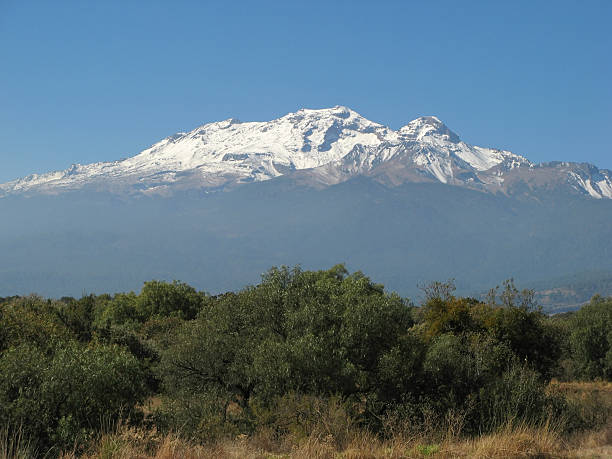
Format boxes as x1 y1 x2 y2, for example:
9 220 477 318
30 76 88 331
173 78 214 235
0 341 147 453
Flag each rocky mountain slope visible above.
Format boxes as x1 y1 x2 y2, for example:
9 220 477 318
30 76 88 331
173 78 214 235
2 106 611 199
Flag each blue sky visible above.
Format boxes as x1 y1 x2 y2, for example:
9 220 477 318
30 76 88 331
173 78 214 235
1 0 610 183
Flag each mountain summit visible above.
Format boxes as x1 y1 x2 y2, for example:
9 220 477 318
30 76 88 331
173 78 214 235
400 116 460 143
2 107 611 199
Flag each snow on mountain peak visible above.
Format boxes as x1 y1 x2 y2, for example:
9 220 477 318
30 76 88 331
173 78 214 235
279 106 383 132
1 106 608 199
0 107 394 196
400 116 460 143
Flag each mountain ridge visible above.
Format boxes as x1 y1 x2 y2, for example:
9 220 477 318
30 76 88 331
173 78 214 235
3 106 611 199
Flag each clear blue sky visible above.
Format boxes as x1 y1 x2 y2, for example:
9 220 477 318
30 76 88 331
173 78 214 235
1 0 610 183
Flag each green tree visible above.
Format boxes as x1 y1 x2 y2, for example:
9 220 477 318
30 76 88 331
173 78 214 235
94 292 140 327
569 296 612 380
485 280 561 380
0 296 73 353
489 304 561 380
159 265 414 435
137 280 204 321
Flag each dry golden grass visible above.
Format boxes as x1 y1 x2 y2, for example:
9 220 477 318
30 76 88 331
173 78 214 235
56 381 612 459
551 380 612 394
445 421 562 458
61 420 610 459
564 420 612 458
0 426 35 459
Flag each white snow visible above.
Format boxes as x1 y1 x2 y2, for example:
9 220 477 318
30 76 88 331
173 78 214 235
399 117 529 172
0 106 609 199
596 178 612 198
0 106 395 194
412 150 453 183
568 172 612 199
583 179 602 199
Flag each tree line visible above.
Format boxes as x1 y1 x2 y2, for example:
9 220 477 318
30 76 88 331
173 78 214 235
0 265 610 454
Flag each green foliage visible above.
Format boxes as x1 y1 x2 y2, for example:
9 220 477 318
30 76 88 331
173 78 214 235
136 280 204 321
94 323 157 362
157 272 575 438
159 265 414 425
94 292 140 327
53 294 96 342
251 393 355 447
0 341 147 453
421 296 483 338
376 331 427 403
568 295 612 380
422 334 479 409
486 282 562 381
92 280 204 328
489 304 561 380
417 444 440 456
476 363 566 431
0 268 609 452
419 280 562 380
154 390 240 441
0 295 74 353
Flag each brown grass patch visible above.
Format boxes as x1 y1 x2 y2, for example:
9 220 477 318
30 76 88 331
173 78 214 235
62 381 612 458
551 380 612 394
67 420 611 459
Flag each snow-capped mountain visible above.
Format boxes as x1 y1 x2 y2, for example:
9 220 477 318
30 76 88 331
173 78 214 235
2 106 611 199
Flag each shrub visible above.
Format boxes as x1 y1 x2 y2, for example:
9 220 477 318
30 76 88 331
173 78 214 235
0 341 148 453
153 390 240 442
569 296 612 380
0 296 74 353
136 280 205 321
251 393 356 448
489 304 561 381
476 363 567 432
422 334 479 412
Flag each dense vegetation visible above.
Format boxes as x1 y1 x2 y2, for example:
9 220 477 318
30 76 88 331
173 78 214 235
0 265 610 456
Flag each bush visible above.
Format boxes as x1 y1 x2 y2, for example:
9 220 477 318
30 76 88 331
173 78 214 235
489 304 561 380
137 280 204 321
569 296 612 380
476 363 567 432
0 296 74 353
0 341 148 453
251 393 356 448
153 390 241 442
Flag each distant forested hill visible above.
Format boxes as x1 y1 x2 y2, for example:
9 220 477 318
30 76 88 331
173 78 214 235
527 271 612 313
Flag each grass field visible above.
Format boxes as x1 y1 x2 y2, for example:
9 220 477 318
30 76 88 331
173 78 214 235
45 382 611 458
